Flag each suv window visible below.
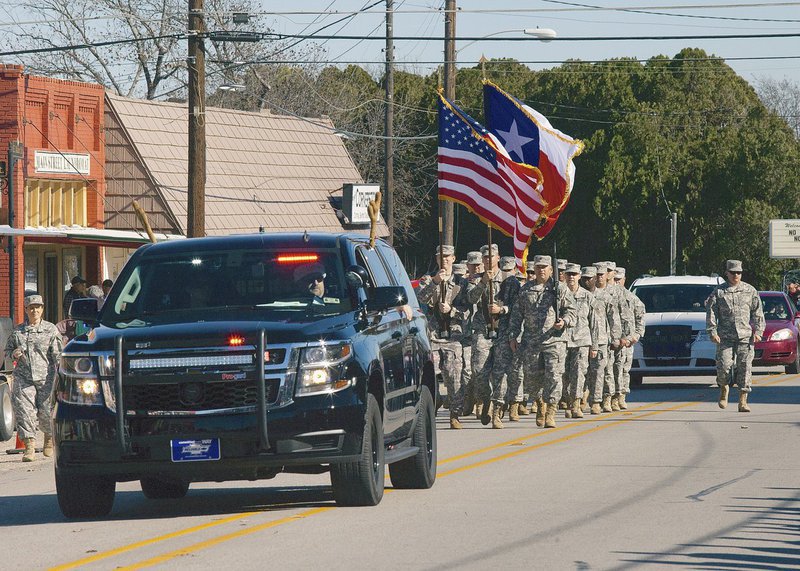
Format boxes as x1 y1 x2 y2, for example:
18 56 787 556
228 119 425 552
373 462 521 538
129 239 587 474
376 242 419 310
102 248 352 326
356 246 393 288
631 284 716 312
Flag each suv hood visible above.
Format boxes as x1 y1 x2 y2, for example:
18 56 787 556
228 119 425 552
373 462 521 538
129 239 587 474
644 312 706 330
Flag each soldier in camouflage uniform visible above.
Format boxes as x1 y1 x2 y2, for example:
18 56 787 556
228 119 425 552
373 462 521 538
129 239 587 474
464 244 504 427
509 255 576 429
557 259 568 284
613 267 646 409
482 256 522 428
601 261 626 412
563 263 595 419
417 245 467 428
587 262 622 415
5 294 63 461
460 251 483 418
706 259 765 412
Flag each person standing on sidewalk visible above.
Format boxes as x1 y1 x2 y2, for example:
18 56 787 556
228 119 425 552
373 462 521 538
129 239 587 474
4 295 63 461
706 260 765 412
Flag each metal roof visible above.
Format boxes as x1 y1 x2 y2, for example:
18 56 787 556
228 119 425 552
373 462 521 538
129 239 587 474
105 94 386 237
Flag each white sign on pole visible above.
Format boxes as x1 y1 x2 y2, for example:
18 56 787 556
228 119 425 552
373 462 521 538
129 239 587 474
342 184 381 225
769 219 800 258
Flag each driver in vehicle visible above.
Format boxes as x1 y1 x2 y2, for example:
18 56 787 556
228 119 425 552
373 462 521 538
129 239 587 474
294 263 327 305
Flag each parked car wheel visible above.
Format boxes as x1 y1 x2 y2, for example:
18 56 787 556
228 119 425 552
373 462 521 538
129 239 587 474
389 386 437 489
56 469 115 519
0 381 15 442
140 477 190 499
330 393 384 506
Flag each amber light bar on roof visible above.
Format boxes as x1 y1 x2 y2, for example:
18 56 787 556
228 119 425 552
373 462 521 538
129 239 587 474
276 254 319 263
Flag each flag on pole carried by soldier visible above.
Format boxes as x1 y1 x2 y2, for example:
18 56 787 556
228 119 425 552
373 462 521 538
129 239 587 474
483 81 584 240
437 92 546 269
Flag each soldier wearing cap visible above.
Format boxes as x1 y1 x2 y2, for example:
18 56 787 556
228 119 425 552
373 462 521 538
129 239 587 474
613 267 646 409
706 260 765 412
418 244 468 428
460 251 484 418
600 261 628 412
4 294 63 461
557 259 568 283
509 254 576 429
562 263 595 419
587 262 622 415
464 243 506 427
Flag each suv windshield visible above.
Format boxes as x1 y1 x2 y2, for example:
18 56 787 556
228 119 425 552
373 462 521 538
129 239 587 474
102 248 352 327
631 284 716 313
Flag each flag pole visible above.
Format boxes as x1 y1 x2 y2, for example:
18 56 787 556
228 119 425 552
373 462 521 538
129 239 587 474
486 223 497 339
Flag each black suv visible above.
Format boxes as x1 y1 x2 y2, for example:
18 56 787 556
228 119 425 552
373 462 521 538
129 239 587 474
56 233 436 518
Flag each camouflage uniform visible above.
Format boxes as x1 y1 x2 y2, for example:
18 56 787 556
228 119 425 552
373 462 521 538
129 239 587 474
508 273 576 405
706 274 765 393
464 271 505 404
417 273 466 414
588 263 622 405
489 273 522 406
616 280 646 395
604 263 626 397
5 319 63 439
564 281 594 404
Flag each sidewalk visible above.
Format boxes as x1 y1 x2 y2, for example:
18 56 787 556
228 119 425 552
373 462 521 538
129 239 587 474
0 431 52 473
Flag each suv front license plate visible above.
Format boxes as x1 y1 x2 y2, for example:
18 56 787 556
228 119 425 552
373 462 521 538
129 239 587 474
171 438 221 462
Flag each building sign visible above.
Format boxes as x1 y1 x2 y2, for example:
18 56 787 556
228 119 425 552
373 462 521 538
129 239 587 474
769 219 800 258
34 151 90 175
342 184 381 225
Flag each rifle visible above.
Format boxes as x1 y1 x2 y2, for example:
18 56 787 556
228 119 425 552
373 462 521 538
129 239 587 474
551 241 563 337
434 215 451 339
483 225 499 339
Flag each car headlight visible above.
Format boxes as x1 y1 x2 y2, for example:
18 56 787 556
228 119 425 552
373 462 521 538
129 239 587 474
58 356 104 406
60 355 95 375
296 343 353 396
770 328 794 341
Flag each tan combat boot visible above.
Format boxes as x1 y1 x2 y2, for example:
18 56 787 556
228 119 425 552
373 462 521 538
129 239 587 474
544 402 557 428
475 402 483 421
43 434 54 458
602 395 612 412
590 402 602 415
738 391 750 413
611 394 621 411
572 398 584 419
581 389 590 411
22 438 36 462
530 400 538 415
535 398 546 427
492 405 504 429
618 393 628 410
718 385 729 409
518 402 530 415
509 402 520 422
558 398 568 410
450 412 463 429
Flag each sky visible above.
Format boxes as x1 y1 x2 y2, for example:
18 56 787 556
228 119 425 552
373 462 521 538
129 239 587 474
257 0 800 87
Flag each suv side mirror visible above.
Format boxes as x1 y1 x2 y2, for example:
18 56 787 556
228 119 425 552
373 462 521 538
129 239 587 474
366 286 408 313
345 265 370 290
69 298 99 323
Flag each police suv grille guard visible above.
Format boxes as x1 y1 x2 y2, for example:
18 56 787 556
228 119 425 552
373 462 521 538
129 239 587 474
113 331 272 455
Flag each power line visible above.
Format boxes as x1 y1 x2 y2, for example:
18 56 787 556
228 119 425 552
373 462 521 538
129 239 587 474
0 33 186 57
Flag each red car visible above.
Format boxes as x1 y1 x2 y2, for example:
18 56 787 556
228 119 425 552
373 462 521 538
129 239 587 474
755 291 800 373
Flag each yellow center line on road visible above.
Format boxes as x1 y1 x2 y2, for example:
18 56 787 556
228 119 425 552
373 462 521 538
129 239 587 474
52 372 797 570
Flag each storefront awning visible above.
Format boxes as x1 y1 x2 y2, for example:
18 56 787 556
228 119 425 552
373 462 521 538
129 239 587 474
0 225 184 248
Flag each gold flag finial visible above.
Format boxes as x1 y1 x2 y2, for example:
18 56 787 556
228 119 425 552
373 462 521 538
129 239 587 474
479 55 488 80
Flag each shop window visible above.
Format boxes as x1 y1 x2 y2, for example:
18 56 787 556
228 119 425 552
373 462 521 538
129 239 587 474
26 179 87 227
24 251 39 295
63 249 83 292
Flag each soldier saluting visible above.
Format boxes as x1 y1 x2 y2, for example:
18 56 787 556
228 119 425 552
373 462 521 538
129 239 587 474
508 255 576 429
706 260 765 412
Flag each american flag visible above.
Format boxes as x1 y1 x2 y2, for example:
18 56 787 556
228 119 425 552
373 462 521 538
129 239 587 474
437 94 546 269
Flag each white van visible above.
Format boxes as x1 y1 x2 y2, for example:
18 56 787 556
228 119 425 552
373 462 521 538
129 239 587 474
628 275 723 385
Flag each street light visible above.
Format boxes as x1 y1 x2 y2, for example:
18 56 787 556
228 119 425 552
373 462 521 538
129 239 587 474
457 27 558 54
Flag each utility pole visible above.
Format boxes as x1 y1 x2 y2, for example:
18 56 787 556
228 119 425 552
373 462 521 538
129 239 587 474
384 0 395 245
188 0 206 237
670 212 677 275
442 0 456 246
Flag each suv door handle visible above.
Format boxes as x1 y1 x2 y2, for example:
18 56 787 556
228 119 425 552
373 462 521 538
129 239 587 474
391 331 402 340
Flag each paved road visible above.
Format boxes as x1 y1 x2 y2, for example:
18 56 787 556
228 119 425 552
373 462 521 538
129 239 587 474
1 370 798 570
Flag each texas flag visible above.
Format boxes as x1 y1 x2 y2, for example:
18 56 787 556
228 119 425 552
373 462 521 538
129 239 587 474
483 81 584 239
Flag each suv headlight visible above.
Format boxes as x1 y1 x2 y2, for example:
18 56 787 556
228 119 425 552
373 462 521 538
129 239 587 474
770 328 794 341
296 343 353 396
58 356 104 406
